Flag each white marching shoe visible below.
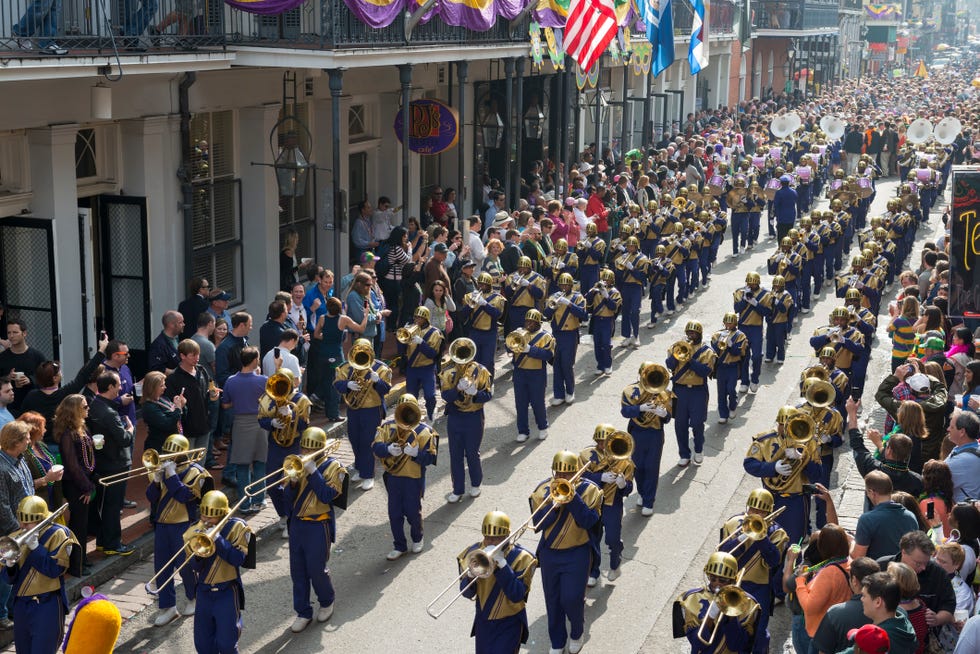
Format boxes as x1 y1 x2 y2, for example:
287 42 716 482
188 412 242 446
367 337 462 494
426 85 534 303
360 478 375 491
641 507 654 517
569 637 584 653
183 599 195 616
290 616 312 633
693 453 704 465
538 429 549 440
411 540 424 553
317 603 334 623
469 487 482 498
607 567 622 581
565 394 575 404
386 549 404 561
550 397 565 406
447 493 462 504
516 433 530 443
587 576 598 588
153 607 179 627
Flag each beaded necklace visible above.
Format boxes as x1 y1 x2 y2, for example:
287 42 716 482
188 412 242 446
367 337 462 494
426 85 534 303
30 441 54 467
77 431 95 472
803 556 848 577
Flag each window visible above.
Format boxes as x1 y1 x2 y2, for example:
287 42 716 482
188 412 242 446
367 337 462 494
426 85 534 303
0 133 29 198
189 111 243 303
348 104 367 138
277 102 315 261
74 125 118 193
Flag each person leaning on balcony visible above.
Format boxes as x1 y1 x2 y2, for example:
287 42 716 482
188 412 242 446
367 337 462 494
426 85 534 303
11 0 67 55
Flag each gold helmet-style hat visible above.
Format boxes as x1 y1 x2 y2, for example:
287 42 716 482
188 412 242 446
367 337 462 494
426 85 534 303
558 273 575 287
477 272 494 286
300 426 328 450
555 238 569 254
482 511 511 537
723 312 738 325
525 309 544 325
162 434 190 454
552 450 580 474
518 256 533 269
414 306 431 321
746 489 774 514
745 272 761 285
17 496 50 523
831 306 850 320
593 424 618 443
200 490 231 519
685 320 704 335
772 275 786 289
704 552 738 582
819 347 837 359
599 268 616 284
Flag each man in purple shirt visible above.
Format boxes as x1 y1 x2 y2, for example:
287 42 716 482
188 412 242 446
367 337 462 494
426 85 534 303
221 347 269 513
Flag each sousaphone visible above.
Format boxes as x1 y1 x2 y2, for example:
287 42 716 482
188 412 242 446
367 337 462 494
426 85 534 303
819 115 846 141
934 117 962 146
906 118 934 145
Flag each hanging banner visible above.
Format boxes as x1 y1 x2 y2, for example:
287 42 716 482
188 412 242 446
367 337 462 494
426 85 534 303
949 168 980 317
224 0 308 15
392 99 460 155
530 22 545 70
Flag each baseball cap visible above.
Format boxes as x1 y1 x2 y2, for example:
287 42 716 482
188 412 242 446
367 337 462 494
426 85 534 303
906 373 931 393
780 175 792 183
433 242 449 254
210 291 232 302
923 337 946 350
360 252 377 264
459 258 476 269
847 624 889 654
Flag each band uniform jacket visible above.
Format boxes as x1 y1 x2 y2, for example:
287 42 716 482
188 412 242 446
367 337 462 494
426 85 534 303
796 402 844 458
733 288 772 327
719 514 788 586
147 462 212 525
182 517 253 604
765 290 795 325
744 431 822 496
579 236 606 266
373 420 438 479
834 271 880 309
767 251 801 283
286 457 345 540
513 329 555 370
6 522 77 610
464 291 506 331
457 541 537 626
579 446 636 506
503 271 547 310
668 343 717 387
586 286 623 319
336 359 393 411
258 390 312 448
543 292 589 334
617 252 650 287
528 478 603 550
711 330 749 365
798 367 850 401
674 586 760 653
809 326 864 370
648 257 675 287
621 383 675 431
404 326 445 368
439 362 493 414
544 252 579 286
665 236 690 267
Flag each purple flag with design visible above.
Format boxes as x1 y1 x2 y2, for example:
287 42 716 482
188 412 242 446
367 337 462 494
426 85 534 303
224 0 311 16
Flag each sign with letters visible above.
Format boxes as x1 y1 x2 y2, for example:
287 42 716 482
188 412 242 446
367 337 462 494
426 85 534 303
949 168 980 317
392 99 460 156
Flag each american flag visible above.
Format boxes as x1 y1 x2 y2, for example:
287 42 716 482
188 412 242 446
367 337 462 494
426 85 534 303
564 0 619 72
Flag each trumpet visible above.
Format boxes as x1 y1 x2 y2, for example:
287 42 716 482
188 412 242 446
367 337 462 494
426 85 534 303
546 292 566 310
463 290 484 308
243 439 343 497
396 324 421 344
0 503 70 563
718 506 787 557
98 447 207 486
145 496 250 596
697 565 756 645
670 340 694 364
505 329 528 355
716 330 730 352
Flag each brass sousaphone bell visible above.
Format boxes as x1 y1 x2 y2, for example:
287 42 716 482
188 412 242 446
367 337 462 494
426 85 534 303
804 378 836 409
670 340 694 364
505 329 528 355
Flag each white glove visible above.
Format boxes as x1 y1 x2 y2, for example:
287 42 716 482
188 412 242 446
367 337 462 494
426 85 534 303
706 601 721 620
477 296 488 306
601 472 618 484
737 533 749 543
152 468 164 483
457 378 469 391
465 566 477 578
492 551 508 569
856 281 865 289
271 418 286 430
558 296 571 306
819 434 832 444
162 461 177 479
521 344 530 353
638 402 656 413
27 534 39 551
403 443 420 457
303 458 317 475
784 447 803 461
774 460 793 476
557 261 565 269
369 371 381 383
347 380 362 392
411 336 423 345
387 443 403 457
626 261 634 270
464 384 478 397
653 405 669 418
278 405 292 417
614 474 628 489
747 297 758 306
601 288 610 298
520 278 530 287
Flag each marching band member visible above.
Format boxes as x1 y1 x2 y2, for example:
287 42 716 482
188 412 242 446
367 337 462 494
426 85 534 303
577 223 606 297
797 217 826 297
334 340 392 491
580 425 634 584
844 288 877 401
711 313 748 425
683 221 703 295
727 176 750 257
185 490 255 654
439 338 493 502
621 363 674 516
147 434 212 626
796 378 844 529
530 451 603 654
511 309 555 442
789 227 813 314
544 239 579 295
733 272 771 394
717 490 787 654
695 213 715 287
768 237 803 312
4 496 77 654
763 275 795 364
743 407 822 544
283 427 346 633
809 306 865 392
399 306 445 421
543 273 588 405
586 269 622 376
820 210 844 281
665 223 691 305
667 320 717 467
646 244 675 327
258 368 310 531
747 180 766 247
457 511 537 653
609 224 634 275
672 552 760 653
460 272 506 378
835 255 880 313
617 236 649 348
372 394 438 560
800 350 851 417
502 256 547 334
639 202 667 258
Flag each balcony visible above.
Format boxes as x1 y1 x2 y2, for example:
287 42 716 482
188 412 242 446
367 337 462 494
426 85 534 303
0 0 527 58
672 0 736 37
751 0 840 32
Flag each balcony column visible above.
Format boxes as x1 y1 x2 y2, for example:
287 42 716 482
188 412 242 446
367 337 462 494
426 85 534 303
620 63 630 155
513 57 525 206
502 58 515 208
456 61 468 219
642 70 652 148
328 69 345 270
594 59 602 171
554 63 565 200
397 64 413 222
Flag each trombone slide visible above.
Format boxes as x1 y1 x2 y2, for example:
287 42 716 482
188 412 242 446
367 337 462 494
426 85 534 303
98 448 207 486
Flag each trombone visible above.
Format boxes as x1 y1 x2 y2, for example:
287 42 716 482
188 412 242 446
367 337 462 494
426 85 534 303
98 447 207 486
145 496 250 596
696 560 757 645
396 324 421 344
670 340 694 364
546 292 565 310
0 503 70 563
426 460 592 619
505 329 528 355
718 506 787 557
463 290 483 308
242 439 343 497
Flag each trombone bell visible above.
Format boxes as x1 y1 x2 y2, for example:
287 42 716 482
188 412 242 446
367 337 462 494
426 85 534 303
606 431 634 460
505 330 528 355
396 325 420 344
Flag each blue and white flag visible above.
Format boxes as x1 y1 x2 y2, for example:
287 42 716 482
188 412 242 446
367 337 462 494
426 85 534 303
687 0 708 75
641 0 674 77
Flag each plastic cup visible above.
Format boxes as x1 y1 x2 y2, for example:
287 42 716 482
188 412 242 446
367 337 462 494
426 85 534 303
133 381 143 397
955 609 969 622
92 434 105 450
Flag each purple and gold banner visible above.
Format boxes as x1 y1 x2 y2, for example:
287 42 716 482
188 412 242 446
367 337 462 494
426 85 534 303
224 0 310 16
342 0 408 29
342 0 523 30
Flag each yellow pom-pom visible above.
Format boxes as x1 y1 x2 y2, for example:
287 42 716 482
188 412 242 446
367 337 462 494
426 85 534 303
64 599 121 654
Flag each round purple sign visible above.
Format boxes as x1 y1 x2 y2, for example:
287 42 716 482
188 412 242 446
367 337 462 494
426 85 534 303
393 99 460 156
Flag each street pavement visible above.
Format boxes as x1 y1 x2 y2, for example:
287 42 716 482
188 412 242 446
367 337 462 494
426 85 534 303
49 175 944 654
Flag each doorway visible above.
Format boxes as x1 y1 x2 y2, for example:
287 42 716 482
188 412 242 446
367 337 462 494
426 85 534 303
0 217 59 360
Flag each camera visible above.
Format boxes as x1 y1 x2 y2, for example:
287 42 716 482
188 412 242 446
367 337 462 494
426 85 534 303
801 483 819 495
